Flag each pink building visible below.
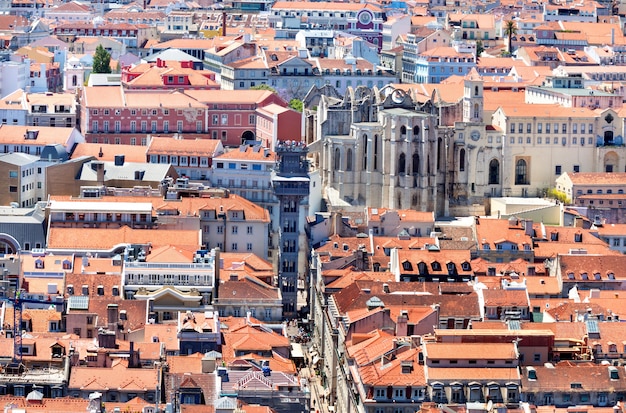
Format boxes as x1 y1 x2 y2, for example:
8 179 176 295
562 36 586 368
80 87 301 147
121 59 219 91
81 87 207 145
256 103 302 147
184 89 300 147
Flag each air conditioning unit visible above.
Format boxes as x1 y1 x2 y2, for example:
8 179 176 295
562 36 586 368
115 110 121 115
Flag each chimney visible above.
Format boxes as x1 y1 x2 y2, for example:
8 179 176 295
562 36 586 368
202 354 217 373
396 311 408 336
524 219 533 236
222 11 226 36
574 216 584 228
107 303 119 331
96 163 104 183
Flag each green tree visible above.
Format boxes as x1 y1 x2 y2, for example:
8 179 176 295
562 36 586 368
250 84 276 93
92 44 111 74
475 39 484 59
289 98 303 113
504 20 517 55
546 187 571 204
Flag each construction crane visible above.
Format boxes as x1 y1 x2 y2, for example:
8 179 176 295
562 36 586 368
3 290 61 364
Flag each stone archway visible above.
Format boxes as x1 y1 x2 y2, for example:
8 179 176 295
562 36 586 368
604 151 619 173
0 233 20 254
241 130 255 144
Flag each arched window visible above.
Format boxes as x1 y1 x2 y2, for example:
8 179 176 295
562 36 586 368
346 148 353 171
400 125 406 137
398 153 406 174
437 138 442 171
515 159 528 185
72 75 77 87
334 148 341 170
412 153 420 175
489 159 499 184
374 134 379 171
459 149 465 172
474 86 479 96
413 125 420 137
473 103 480 119
362 134 368 170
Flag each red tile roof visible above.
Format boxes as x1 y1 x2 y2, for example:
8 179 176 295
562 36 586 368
69 362 159 391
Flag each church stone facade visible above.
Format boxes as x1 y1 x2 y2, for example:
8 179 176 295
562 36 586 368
304 70 626 217
305 85 448 214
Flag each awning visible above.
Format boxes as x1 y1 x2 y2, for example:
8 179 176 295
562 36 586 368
291 343 305 359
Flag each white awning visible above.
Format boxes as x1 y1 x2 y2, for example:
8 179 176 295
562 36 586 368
291 343 305 359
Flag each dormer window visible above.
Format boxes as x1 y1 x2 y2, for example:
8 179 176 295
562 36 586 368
568 272 575 280
483 243 490 250
446 262 456 275
418 262 428 275
51 345 63 358
575 232 583 242
594 273 601 281
487 267 496 276
581 272 589 280
401 361 413 374
461 262 471 271
431 261 441 271
402 261 413 271
610 367 619 380
527 367 537 380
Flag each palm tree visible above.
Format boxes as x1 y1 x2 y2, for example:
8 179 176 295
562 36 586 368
504 20 517 55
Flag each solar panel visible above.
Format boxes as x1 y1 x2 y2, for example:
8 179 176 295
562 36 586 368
508 320 521 330
586 319 599 334
67 296 89 310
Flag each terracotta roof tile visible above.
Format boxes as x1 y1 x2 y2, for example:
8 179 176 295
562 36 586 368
425 342 517 360
0 125 76 146
358 348 426 387
218 276 280 301
522 363 626 392
71 142 148 163
147 136 223 157
214 145 275 161
69 362 158 391
47 226 201 252
141 323 179 352
482 289 529 307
